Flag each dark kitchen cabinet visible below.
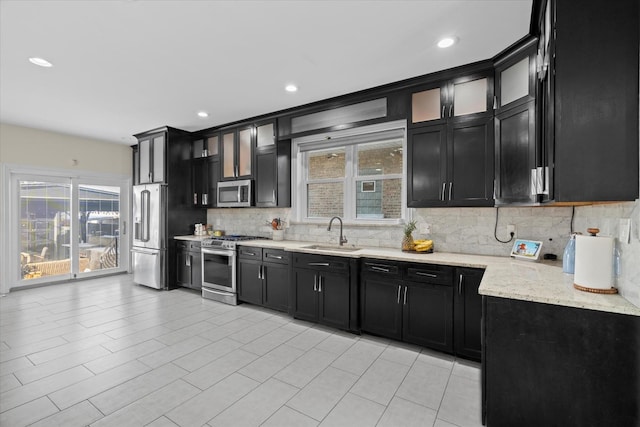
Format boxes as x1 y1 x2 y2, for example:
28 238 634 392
191 133 220 207
493 39 541 205
221 126 253 180
292 253 351 330
535 0 638 202
136 132 166 184
176 241 202 291
255 120 291 208
360 261 403 340
134 127 206 289
483 296 640 426
360 260 455 353
454 268 483 361
408 118 493 207
238 246 290 312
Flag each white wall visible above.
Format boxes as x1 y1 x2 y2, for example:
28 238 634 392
0 123 132 174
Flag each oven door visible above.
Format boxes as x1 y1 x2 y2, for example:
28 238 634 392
202 247 236 293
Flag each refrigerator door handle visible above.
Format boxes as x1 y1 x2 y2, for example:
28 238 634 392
141 189 150 242
131 248 158 256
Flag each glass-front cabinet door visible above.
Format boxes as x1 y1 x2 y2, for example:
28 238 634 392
238 127 252 178
222 130 236 179
411 86 445 125
452 77 488 117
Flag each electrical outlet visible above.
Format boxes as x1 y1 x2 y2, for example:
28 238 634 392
507 224 516 235
421 223 432 235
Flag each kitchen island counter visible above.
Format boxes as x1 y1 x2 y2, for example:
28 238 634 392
234 239 640 316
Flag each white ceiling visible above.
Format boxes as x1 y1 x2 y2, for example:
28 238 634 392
0 0 532 145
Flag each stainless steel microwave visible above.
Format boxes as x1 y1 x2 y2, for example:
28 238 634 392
217 179 253 207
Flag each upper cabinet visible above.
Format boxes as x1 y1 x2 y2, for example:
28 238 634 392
408 70 494 207
191 133 221 207
136 132 166 184
254 120 290 207
221 126 253 180
411 73 492 127
539 0 638 202
494 39 540 205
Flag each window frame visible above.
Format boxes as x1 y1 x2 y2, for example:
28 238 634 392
292 120 408 225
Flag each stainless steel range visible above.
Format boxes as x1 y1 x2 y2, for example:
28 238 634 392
201 235 264 305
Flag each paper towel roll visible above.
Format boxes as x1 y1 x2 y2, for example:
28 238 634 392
574 234 614 290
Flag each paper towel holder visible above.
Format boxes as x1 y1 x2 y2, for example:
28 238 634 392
573 228 618 294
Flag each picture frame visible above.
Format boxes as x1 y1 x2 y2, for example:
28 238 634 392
510 239 543 261
361 181 376 192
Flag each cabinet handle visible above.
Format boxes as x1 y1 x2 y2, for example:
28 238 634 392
458 274 464 294
403 286 408 305
318 276 323 292
203 194 208 205
193 193 198 205
370 266 390 273
244 251 256 257
235 165 239 178
441 105 445 118
448 182 452 200
186 255 191 267
308 262 330 267
266 254 283 260
396 285 401 304
313 274 318 292
272 189 276 203
449 104 453 117
441 183 446 201
415 271 437 278
258 265 262 279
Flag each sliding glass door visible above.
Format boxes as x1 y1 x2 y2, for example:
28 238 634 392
12 172 129 289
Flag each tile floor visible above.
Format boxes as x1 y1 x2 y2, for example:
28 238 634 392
0 274 483 427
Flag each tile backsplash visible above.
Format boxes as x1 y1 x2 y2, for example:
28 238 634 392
207 199 640 308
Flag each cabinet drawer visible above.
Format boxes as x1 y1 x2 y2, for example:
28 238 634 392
238 246 262 260
404 263 453 285
263 248 289 264
293 254 349 272
361 260 401 278
176 240 201 251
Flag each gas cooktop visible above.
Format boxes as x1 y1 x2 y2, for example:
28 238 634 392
201 235 266 248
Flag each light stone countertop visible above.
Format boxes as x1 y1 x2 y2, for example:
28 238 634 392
172 236 639 316
231 239 640 317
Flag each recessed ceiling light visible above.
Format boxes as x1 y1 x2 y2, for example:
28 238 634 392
285 84 298 93
197 111 209 118
29 57 53 67
437 37 457 48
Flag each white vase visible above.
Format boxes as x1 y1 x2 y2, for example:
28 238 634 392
272 229 284 241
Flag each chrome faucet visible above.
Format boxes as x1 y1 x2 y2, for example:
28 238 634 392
327 216 348 246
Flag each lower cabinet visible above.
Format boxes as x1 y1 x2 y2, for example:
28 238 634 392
176 240 202 290
292 254 351 330
237 246 290 312
454 268 483 360
360 259 481 359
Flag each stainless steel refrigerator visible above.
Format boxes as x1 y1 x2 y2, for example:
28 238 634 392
131 183 166 289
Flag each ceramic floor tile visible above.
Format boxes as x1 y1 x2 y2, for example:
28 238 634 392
28 400 104 427
0 373 21 392
0 356 34 377
14 345 109 384
416 348 456 370
240 326 301 356
197 318 255 342
285 327 333 351
378 342 422 366
208 378 300 427
350 358 410 406
91 379 200 427
101 325 174 353
437 373 483 427
26 333 113 365
0 395 59 427
238 344 306 383
395 358 452 410
137 335 211 369
376 396 437 427
155 320 214 346
313 332 358 355
84 339 166 374
452 359 481 381
165 373 259 426
0 336 68 363
89 362 188 415
263 406 319 427
227 319 283 344
330 339 386 376
48 359 151 410
172 337 243 372
434 418 462 427
0 365 94 412
183 348 258 390
319 392 386 427
144 416 180 427
287 366 359 421
274 348 338 388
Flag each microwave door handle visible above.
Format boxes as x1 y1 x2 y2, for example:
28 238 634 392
237 186 241 203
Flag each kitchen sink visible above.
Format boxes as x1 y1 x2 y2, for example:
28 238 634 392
301 245 361 252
